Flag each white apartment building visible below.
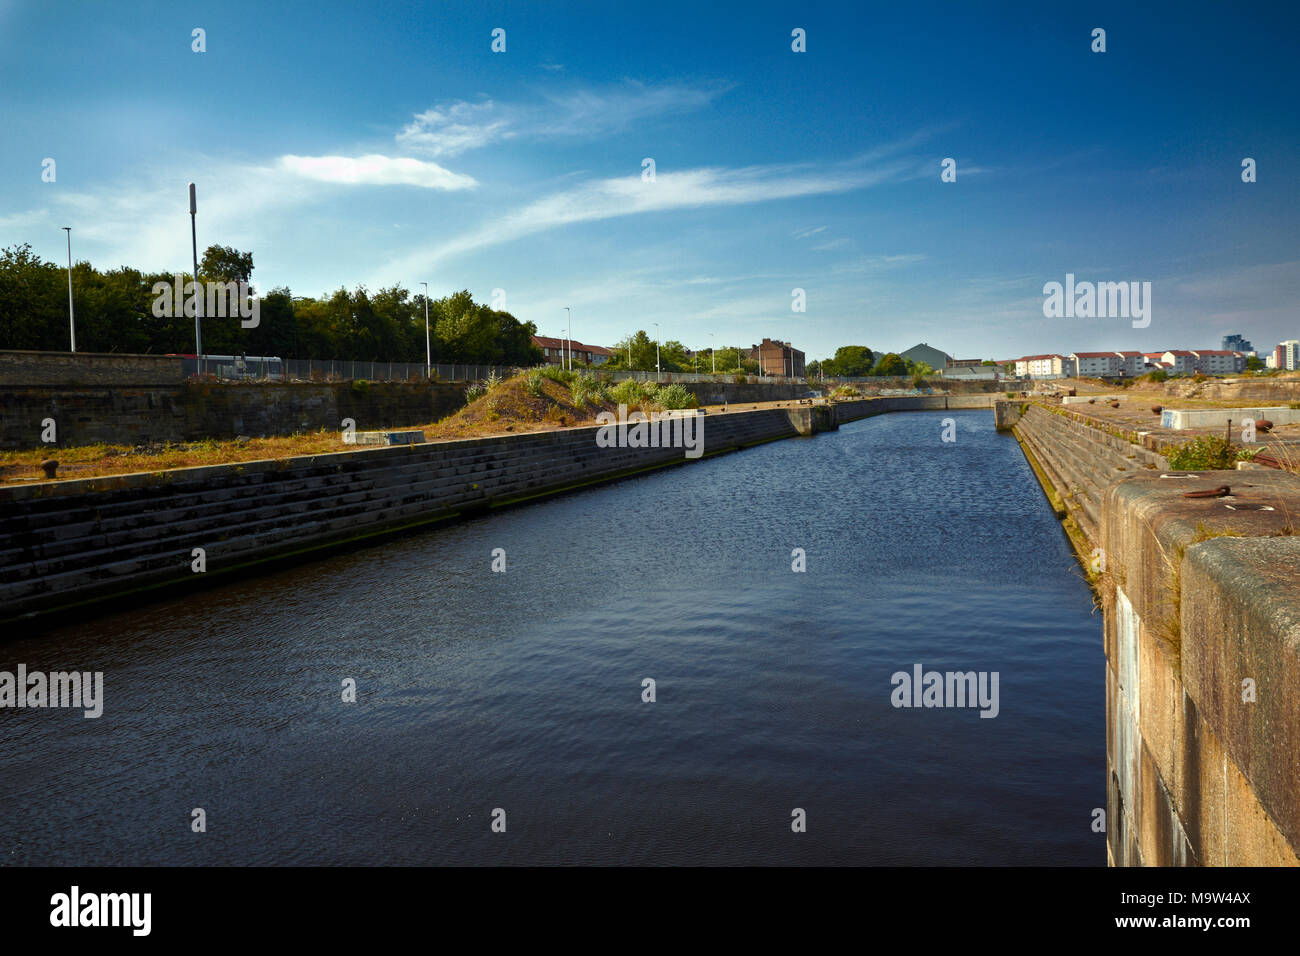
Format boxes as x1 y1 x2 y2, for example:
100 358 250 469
1190 350 1246 374
1161 351 1198 375
1282 341 1300 371
1114 351 1146 376
1069 352 1123 377
1015 354 1074 378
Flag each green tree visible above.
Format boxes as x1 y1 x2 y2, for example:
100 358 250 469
826 345 875 377
1245 355 1265 371
873 352 908 376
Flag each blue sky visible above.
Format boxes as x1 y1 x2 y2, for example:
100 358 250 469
2 0 1298 360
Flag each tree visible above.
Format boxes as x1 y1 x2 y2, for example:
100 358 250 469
873 352 907 376
201 245 254 284
1245 355 1265 371
825 345 875 377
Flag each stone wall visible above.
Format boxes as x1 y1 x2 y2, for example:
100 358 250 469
1011 400 1300 866
0 382 469 450
0 349 184 386
0 405 808 622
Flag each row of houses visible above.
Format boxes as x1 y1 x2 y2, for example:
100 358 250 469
1004 349 1250 379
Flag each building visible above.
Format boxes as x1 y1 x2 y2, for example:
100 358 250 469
1114 351 1146 376
899 343 952 371
1190 349 1246 375
1222 334 1254 355
1069 351 1123 377
946 358 984 369
1160 350 1198 375
1278 341 1300 371
750 338 805 377
532 335 613 367
1013 354 1074 378
942 365 1000 380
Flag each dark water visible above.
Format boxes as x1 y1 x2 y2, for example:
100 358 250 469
1 410 1104 865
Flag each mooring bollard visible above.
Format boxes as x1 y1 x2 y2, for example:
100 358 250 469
40 459 59 479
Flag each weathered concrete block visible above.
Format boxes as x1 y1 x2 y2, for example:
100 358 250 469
351 430 426 446
1181 535 1300 856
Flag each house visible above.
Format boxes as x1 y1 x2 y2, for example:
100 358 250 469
532 336 613 367
899 343 952 371
1069 352 1123 377
1160 350 1198 375
946 358 984 369
749 338 805 377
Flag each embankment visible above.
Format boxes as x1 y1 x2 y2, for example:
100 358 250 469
1005 399 1300 867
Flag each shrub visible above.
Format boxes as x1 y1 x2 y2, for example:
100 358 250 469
733 374 748 384
540 365 575 385
610 379 642 406
657 383 698 409
524 369 545 397
1166 435 1238 470
1145 369 1169 383
465 383 485 403
351 379 370 394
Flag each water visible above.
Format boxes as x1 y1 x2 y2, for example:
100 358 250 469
1 410 1104 865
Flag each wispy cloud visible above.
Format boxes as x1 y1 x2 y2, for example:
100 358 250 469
382 156 914 279
792 225 827 240
395 81 731 158
278 154 476 190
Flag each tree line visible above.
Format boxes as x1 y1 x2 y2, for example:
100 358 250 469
807 346 935 378
0 243 543 365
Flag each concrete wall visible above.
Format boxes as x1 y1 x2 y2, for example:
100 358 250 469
0 349 184 386
1012 400 1300 866
1 382 469 450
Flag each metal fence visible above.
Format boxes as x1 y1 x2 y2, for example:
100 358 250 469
184 357 520 383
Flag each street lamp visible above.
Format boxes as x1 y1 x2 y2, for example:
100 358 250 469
189 183 203 375
710 333 715 374
564 306 572 370
420 282 431 378
653 322 660 382
61 227 75 352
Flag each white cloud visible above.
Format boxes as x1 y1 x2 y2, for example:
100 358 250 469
278 154 477 190
395 81 730 158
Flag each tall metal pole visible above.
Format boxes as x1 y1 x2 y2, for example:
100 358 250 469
189 183 203 375
711 333 715 374
564 307 571 370
61 227 75 352
653 322 660 382
421 282 431 378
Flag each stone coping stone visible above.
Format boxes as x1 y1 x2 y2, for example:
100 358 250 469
351 430 426 446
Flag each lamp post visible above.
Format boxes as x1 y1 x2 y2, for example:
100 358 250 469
61 227 75 352
710 333 715 374
653 322 660 382
420 282 431 378
189 183 203 375
564 307 572 370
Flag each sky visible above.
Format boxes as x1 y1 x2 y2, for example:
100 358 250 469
2 0 1298 361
